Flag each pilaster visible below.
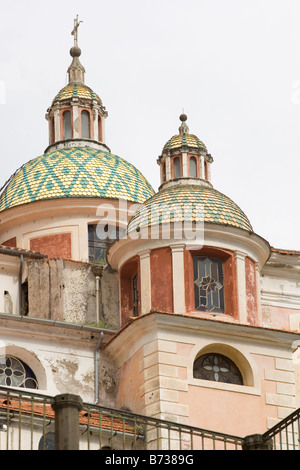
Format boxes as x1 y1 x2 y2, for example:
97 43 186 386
139 249 152 314
170 244 186 314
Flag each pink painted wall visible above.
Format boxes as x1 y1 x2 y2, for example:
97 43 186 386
179 353 278 437
262 305 298 331
115 346 146 415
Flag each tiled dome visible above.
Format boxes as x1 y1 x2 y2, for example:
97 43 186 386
128 185 252 233
0 147 155 212
52 83 102 104
163 133 207 152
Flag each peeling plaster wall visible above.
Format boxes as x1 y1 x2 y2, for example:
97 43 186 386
25 259 119 328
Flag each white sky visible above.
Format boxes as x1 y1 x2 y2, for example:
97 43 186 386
1 0 300 250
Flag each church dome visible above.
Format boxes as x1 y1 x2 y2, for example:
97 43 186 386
127 185 252 233
0 147 155 212
52 83 103 105
162 114 207 153
163 133 207 153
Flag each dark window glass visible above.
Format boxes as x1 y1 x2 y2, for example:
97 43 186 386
0 356 38 389
193 353 243 385
174 157 181 178
88 224 121 263
193 257 224 313
63 111 72 139
190 157 197 177
81 110 90 139
39 432 55 450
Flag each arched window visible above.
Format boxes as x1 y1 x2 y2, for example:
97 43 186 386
193 353 243 385
0 355 38 389
190 157 197 177
173 157 181 179
39 432 55 450
63 111 72 139
81 110 90 139
193 256 225 313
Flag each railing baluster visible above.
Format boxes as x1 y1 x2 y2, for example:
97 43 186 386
30 397 34 450
18 393 22 450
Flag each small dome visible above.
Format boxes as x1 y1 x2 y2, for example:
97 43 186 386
128 185 252 233
163 133 207 153
0 147 155 212
52 83 102 105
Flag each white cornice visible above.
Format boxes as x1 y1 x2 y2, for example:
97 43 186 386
104 311 300 366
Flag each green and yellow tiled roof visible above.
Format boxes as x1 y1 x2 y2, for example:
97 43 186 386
163 134 207 152
53 84 102 104
128 185 252 233
0 147 155 212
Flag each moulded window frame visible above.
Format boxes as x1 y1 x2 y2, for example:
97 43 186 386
187 343 260 396
184 247 239 320
193 256 225 314
120 256 140 325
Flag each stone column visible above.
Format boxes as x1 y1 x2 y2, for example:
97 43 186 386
72 105 79 138
166 156 171 181
200 155 205 179
139 249 152 314
54 109 61 142
170 244 186 313
182 152 188 177
242 434 273 450
52 393 83 450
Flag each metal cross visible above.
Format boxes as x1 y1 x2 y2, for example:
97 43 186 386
71 15 82 47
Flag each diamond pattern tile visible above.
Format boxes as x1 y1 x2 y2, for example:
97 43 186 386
0 147 155 211
128 185 252 233
163 133 207 152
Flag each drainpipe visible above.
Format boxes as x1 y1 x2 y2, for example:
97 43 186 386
95 275 101 324
91 265 103 325
94 331 104 403
19 255 23 316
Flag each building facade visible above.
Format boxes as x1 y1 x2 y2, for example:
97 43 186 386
0 19 300 446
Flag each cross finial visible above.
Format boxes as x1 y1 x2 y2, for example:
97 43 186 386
71 15 82 47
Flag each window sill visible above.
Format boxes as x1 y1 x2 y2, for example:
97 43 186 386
188 377 260 395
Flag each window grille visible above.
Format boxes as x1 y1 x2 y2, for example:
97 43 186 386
0 356 38 389
193 353 243 385
193 256 225 313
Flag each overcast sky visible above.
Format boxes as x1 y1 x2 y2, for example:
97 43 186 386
1 0 300 250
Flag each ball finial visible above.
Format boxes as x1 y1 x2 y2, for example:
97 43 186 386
180 113 187 122
70 46 82 57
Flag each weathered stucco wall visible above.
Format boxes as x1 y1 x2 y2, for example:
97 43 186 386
24 259 120 328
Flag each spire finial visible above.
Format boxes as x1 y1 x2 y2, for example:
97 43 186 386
71 15 82 48
68 16 85 83
179 113 189 134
